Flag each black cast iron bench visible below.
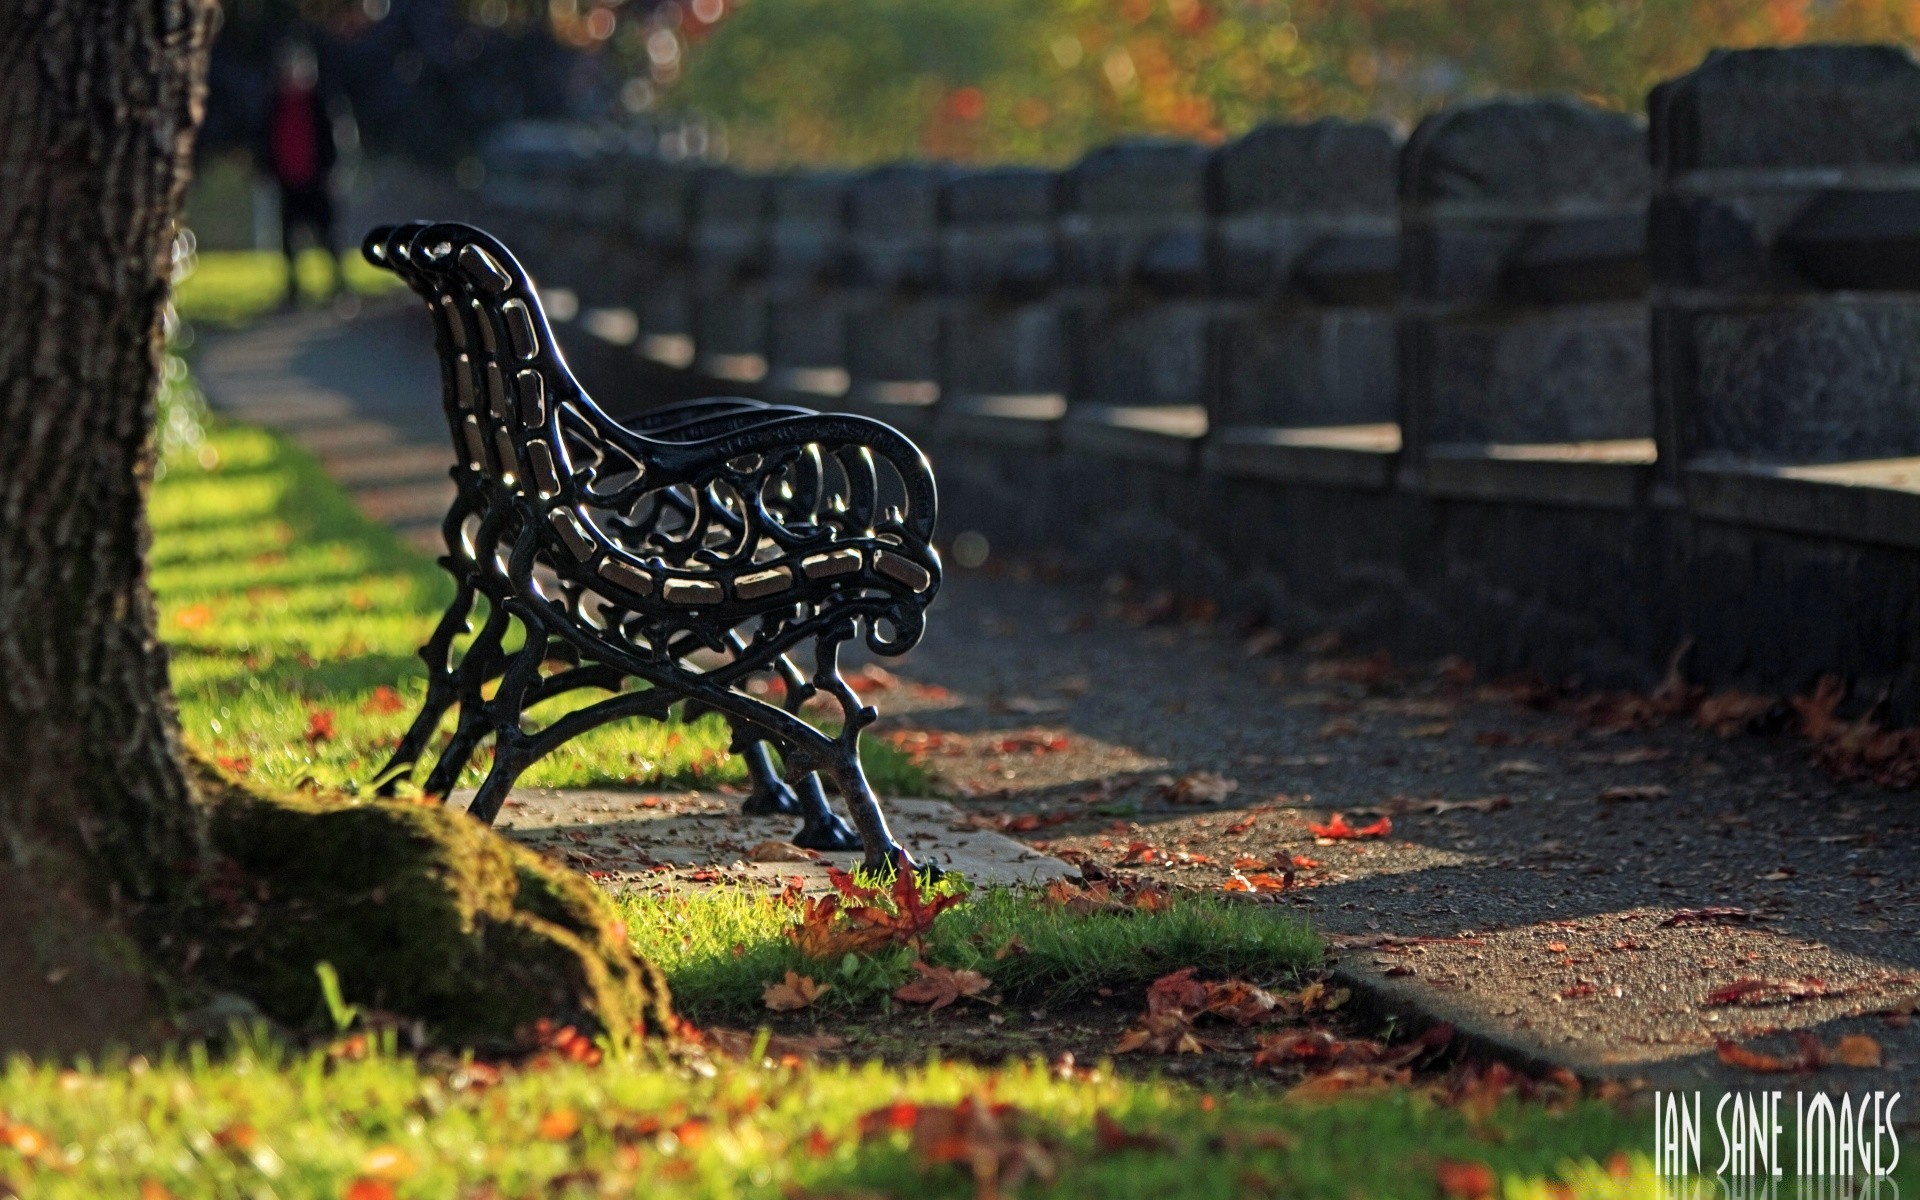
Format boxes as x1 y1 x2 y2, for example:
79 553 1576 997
361 221 942 873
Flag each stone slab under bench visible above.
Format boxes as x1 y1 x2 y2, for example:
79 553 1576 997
467 788 1077 893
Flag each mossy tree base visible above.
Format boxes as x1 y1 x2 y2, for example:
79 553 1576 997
189 765 671 1048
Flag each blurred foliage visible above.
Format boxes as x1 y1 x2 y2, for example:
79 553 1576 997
661 0 1920 165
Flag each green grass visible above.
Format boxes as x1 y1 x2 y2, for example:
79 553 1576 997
149 380 927 798
0 1038 1668 1199
620 884 1325 1018
173 248 401 329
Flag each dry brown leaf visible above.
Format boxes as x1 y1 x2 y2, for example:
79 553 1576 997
1425 795 1512 814
1158 771 1237 805
763 970 832 1012
1833 1035 1883 1068
1695 691 1778 737
893 960 994 1011
746 840 817 863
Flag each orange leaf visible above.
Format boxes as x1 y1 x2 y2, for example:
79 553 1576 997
139 1183 179 1200
1307 813 1390 840
342 1180 396 1200
1833 1035 1883 1068
763 970 831 1012
362 686 407 716
1436 1159 1498 1199
304 709 337 745
537 1107 580 1140
174 603 213 631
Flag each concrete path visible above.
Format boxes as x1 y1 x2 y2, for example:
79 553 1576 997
479 789 1073 892
194 305 1920 1107
196 299 452 551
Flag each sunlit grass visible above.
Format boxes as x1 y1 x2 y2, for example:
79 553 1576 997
619 883 1324 1019
173 248 402 329
0 1038 1671 1200
149 407 926 798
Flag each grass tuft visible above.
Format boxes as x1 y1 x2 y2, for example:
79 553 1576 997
617 883 1322 1018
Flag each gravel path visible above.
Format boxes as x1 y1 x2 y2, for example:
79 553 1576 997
878 562 1920 1098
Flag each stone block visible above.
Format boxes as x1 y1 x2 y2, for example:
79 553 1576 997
846 295 940 387
1420 305 1650 445
1063 139 1211 290
1675 300 1920 462
1213 307 1395 429
940 168 1061 295
1074 300 1210 407
847 164 950 289
689 166 771 283
943 301 1067 399
1402 98 1648 211
766 292 846 379
1211 119 1399 296
1649 45 1920 174
767 172 849 282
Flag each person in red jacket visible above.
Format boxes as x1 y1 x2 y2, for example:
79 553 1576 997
262 42 341 307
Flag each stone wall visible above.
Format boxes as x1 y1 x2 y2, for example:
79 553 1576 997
480 45 1920 714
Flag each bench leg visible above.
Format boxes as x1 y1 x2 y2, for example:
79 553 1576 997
376 578 480 795
828 736 931 877
789 771 860 852
738 741 801 816
739 740 861 851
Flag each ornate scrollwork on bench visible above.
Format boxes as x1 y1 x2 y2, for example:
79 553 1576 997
362 221 942 872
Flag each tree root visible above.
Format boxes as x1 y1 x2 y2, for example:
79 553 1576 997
183 762 672 1050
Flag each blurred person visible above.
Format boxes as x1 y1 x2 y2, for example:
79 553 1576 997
260 41 344 307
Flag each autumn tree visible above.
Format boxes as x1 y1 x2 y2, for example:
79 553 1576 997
0 0 665 1057
656 0 1920 165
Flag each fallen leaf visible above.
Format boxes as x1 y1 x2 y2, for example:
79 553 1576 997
1114 1010 1207 1055
1307 813 1391 840
893 960 993 1011
1833 1035 1883 1068
537 1107 580 1140
304 709 336 746
1426 795 1512 814
995 732 1070 754
1158 772 1237 805
746 840 817 863
1695 691 1778 737
361 686 407 716
763 970 832 1012
174 603 213 631
858 1097 1054 1196
1222 872 1291 894
1596 784 1669 803
1659 907 1760 927
1716 1035 1818 1074
1316 717 1360 739
1402 722 1452 739
1435 1160 1498 1199
1713 1031 1880 1074
1093 1111 1167 1152
342 1180 396 1200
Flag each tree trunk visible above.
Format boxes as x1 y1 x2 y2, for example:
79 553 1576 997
0 1 672 1055
0 0 217 1053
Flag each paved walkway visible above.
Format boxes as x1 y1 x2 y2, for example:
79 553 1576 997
196 304 1920 1105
